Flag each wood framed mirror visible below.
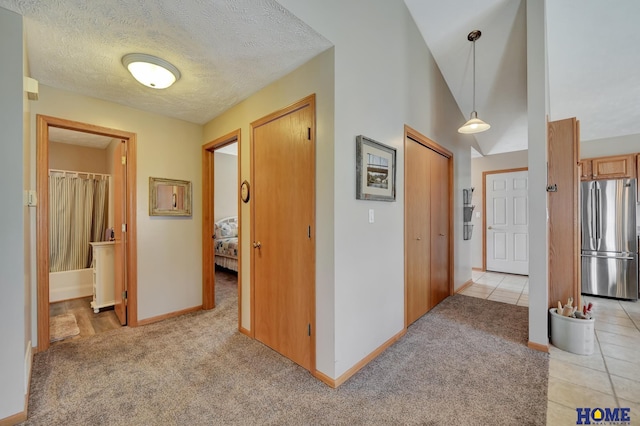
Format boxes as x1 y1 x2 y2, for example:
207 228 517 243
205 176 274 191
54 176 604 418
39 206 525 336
149 177 192 216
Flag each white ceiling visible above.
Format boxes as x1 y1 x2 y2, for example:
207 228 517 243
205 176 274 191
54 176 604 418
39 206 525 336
49 127 115 149
0 0 332 125
546 0 640 142
3 1 638 156
405 0 640 155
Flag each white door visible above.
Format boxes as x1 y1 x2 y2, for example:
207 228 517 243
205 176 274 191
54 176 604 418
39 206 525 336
486 170 529 275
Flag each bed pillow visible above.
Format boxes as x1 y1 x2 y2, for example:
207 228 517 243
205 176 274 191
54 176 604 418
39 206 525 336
214 217 238 238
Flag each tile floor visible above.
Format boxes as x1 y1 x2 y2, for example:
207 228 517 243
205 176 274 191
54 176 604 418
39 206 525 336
464 271 640 425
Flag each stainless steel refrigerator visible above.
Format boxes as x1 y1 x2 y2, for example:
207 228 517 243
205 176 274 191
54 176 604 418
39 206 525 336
581 178 638 300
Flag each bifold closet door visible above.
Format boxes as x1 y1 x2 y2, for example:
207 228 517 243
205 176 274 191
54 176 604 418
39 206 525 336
429 150 450 309
405 138 431 325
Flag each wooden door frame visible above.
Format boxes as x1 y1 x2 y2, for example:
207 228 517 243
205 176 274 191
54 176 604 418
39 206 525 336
249 94 316 371
481 167 528 272
36 115 138 352
403 125 453 328
201 130 242 328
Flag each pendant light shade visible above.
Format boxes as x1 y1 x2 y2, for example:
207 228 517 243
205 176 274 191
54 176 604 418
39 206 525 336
122 53 181 89
458 30 490 134
458 111 491 134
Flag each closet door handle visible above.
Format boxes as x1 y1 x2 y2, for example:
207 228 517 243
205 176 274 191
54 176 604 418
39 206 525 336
253 241 262 249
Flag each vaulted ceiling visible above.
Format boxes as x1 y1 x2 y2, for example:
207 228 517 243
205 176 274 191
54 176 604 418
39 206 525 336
405 0 640 156
2 0 638 156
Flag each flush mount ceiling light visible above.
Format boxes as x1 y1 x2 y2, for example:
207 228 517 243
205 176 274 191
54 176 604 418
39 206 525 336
122 53 181 89
458 30 490 134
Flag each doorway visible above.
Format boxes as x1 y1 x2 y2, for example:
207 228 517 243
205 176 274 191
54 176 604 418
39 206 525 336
404 125 453 327
36 115 138 352
250 95 316 371
202 130 242 327
483 168 529 275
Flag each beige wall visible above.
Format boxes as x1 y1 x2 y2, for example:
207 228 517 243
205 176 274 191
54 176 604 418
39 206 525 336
49 141 109 174
470 150 528 269
214 151 238 222
242 0 472 379
30 84 203 327
203 48 335 353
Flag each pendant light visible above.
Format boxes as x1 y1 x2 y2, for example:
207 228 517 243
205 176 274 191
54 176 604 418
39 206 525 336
122 53 181 89
458 30 490 134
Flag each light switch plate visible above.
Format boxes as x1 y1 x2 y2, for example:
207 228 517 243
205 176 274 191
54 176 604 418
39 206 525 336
25 190 37 206
368 209 374 223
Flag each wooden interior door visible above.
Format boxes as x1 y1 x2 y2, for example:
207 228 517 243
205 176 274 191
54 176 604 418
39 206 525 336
252 98 315 370
113 140 127 325
547 117 580 309
429 149 450 308
405 138 430 325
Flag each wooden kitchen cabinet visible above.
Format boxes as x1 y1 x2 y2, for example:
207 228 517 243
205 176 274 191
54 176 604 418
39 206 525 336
582 154 636 180
579 160 592 180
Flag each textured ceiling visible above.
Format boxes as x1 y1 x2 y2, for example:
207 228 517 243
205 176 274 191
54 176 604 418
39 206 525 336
49 127 115 149
0 0 332 125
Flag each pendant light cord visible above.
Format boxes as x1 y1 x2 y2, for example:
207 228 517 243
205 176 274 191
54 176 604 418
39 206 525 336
472 38 476 113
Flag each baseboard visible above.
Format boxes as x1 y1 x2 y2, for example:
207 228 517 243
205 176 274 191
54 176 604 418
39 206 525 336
0 410 26 426
472 267 485 272
312 369 337 388
527 341 549 353
239 326 251 337
455 279 474 294
136 305 202 326
320 328 407 388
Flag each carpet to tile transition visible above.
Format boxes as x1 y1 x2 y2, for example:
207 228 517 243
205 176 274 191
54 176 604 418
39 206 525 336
24 276 548 425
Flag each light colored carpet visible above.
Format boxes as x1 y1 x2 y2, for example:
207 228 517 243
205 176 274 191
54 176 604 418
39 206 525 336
49 313 80 342
25 271 548 425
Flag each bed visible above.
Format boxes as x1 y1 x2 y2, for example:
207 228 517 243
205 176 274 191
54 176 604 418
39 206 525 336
214 216 238 272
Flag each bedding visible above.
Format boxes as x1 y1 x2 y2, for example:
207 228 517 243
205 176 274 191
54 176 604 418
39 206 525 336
214 216 238 272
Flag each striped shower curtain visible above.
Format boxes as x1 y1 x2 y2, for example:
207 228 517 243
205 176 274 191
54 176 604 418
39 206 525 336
49 174 109 272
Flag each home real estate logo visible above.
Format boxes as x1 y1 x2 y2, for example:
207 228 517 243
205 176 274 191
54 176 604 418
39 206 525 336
576 407 630 425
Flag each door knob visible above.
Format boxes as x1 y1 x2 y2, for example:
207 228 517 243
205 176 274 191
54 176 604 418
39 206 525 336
488 226 493 230
416 236 421 240
252 241 262 248
439 233 445 236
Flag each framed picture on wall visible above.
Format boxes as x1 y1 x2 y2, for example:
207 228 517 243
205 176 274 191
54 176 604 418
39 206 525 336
356 135 396 202
149 177 192 216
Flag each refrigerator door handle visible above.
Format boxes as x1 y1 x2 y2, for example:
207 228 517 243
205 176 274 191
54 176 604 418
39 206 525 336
589 187 596 241
595 187 601 241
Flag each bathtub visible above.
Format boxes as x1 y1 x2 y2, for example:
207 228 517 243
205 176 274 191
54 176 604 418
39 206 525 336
49 268 93 302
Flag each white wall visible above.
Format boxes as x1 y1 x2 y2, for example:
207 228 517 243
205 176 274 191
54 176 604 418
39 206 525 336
30 85 204 324
203 48 336 375
581 133 640 158
0 7 28 420
470 150 528 268
277 0 471 379
527 0 550 348
214 151 238 222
